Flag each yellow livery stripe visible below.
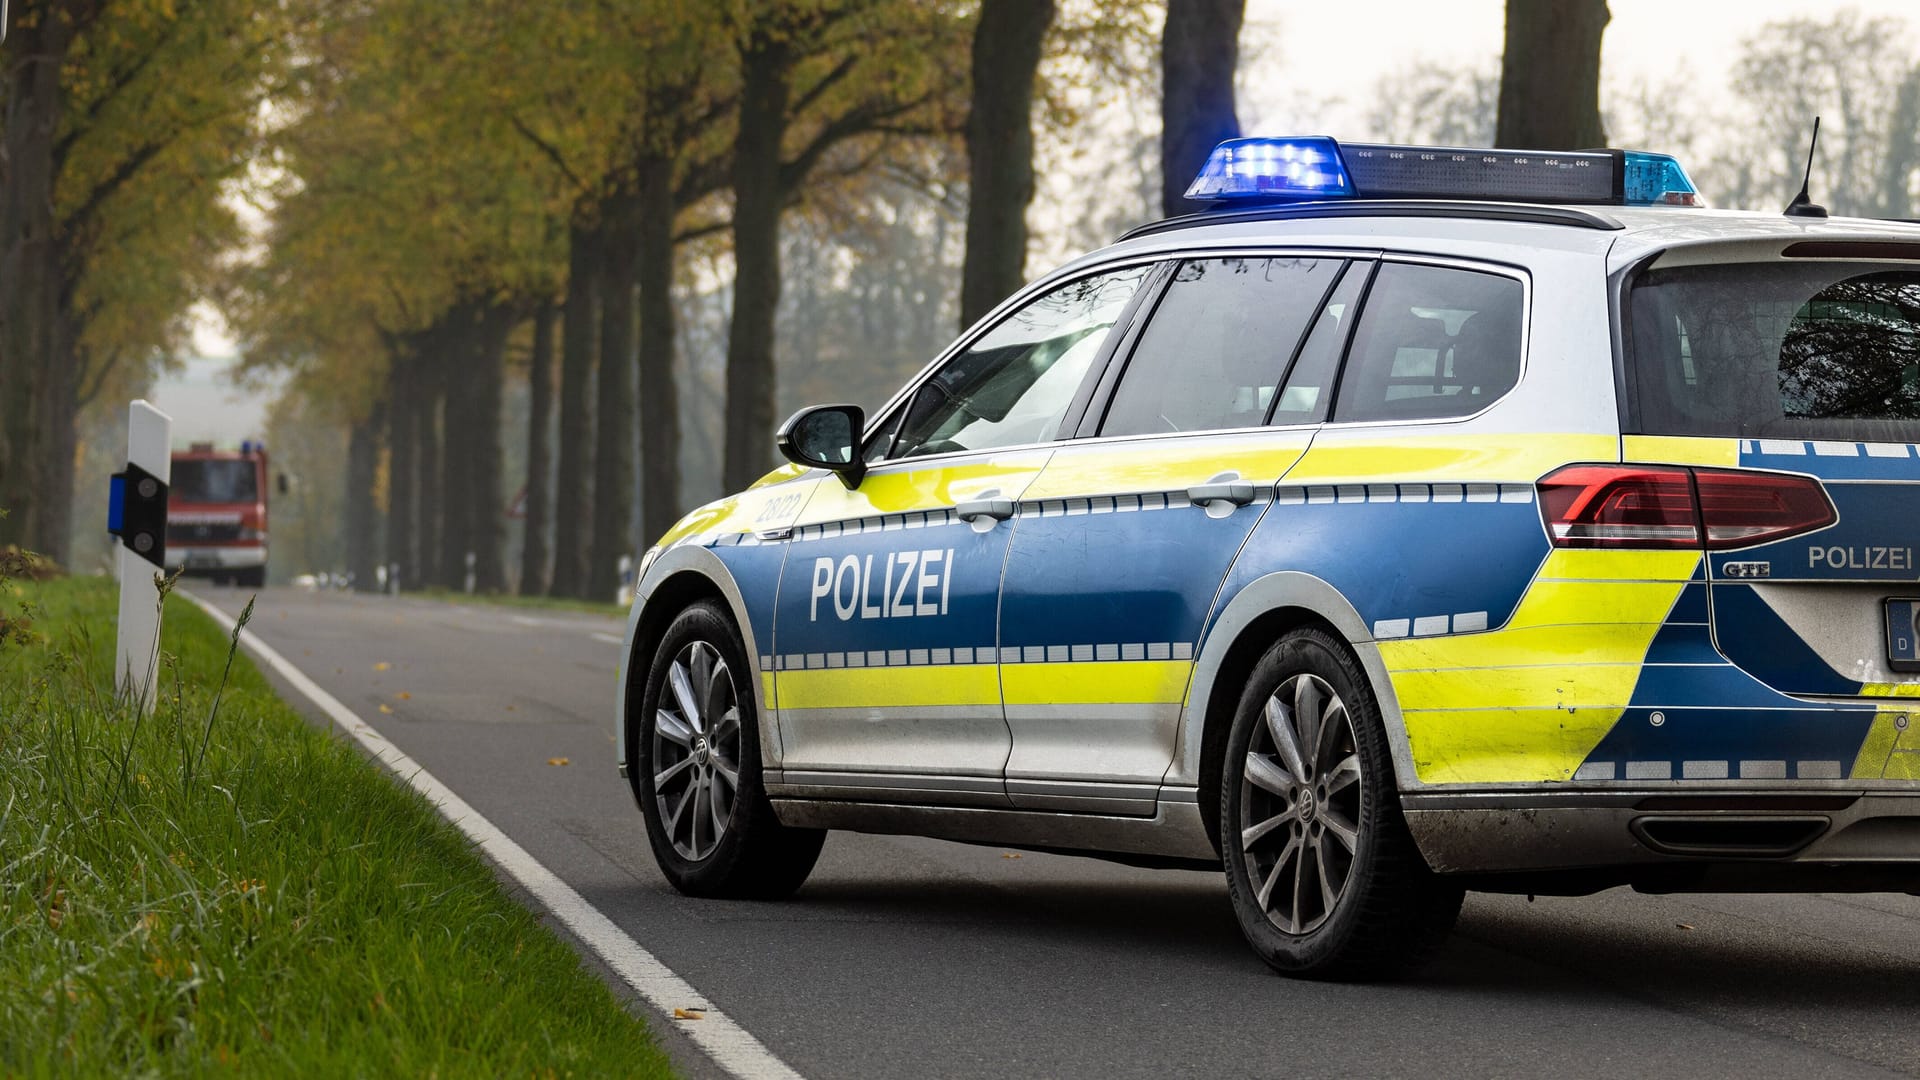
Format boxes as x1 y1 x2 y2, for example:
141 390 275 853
1401 707 1629 784
1001 660 1192 706
777 665 999 710
1622 435 1740 468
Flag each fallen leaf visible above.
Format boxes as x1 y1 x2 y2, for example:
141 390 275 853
506 704 517 712
672 1008 705 1020
396 691 411 700
1002 853 1022 859
378 704 393 714
373 662 391 672
547 757 570 767
1676 923 1694 931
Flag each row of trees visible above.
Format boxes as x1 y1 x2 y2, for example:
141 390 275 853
232 0 1160 599
0 0 291 563
41 0 1871 600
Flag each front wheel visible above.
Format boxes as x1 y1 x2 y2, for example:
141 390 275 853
1220 627 1462 980
635 601 824 899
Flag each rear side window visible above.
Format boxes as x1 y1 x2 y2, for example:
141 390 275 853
1332 263 1525 423
1099 257 1342 437
1629 262 1920 441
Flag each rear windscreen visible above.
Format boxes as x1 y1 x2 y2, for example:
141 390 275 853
172 459 258 503
1628 261 1920 441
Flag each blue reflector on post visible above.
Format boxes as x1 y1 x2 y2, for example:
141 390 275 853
108 473 125 534
1185 137 1353 201
1622 151 1704 207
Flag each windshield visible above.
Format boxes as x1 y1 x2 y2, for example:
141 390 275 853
1629 261 1920 441
172 459 259 503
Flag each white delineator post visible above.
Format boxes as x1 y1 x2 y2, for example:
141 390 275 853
116 400 173 712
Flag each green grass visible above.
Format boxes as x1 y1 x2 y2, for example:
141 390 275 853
0 576 675 1077
411 587 627 619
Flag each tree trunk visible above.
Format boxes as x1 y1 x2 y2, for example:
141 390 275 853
1161 0 1245 217
387 349 417 589
417 347 444 587
471 300 512 594
346 409 382 592
1495 0 1609 150
550 221 598 598
437 305 473 590
636 152 681 549
959 0 1055 329
35 294 78 564
723 31 793 492
518 298 556 595
0 4 77 553
589 201 638 601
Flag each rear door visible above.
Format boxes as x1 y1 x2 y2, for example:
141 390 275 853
995 254 1364 813
1624 255 1920 777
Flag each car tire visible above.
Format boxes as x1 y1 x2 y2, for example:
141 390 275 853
1220 627 1462 980
235 567 266 589
635 600 825 899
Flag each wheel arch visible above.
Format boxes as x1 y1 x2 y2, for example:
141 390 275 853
1181 572 1417 848
617 546 776 783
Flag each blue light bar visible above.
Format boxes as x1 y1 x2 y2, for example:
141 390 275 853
1188 136 1706 208
1185 137 1353 201
1621 151 1703 207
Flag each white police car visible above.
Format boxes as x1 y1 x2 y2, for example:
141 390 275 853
618 136 1920 979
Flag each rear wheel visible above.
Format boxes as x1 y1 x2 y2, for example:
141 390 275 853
1220 627 1462 979
234 567 266 589
635 601 824 898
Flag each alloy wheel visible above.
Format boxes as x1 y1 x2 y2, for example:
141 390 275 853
1238 673 1365 934
652 640 742 861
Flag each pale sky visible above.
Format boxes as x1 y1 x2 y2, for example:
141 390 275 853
1241 0 1920 136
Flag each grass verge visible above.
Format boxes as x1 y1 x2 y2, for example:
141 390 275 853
0 575 675 1077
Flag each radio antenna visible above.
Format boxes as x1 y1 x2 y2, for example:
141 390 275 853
1784 116 1829 218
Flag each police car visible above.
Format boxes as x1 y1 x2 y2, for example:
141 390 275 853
617 136 1920 979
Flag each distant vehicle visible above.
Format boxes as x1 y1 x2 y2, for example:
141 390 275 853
618 135 1920 979
167 439 273 588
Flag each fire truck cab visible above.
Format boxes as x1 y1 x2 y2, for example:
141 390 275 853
166 440 272 588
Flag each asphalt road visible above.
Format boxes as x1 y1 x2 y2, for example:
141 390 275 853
194 585 1920 1080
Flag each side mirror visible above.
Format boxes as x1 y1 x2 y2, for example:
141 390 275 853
776 404 866 489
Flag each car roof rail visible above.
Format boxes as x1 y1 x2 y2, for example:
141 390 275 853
1116 199 1626 243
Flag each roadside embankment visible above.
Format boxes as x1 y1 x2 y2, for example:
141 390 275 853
0 575 675 1077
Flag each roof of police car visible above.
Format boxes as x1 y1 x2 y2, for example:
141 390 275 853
1071 202 1920 280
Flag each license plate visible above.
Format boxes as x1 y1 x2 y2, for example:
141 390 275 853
184 553 219 569
1889 599 1920 672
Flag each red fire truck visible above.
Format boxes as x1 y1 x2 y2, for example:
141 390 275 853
166 440 272 587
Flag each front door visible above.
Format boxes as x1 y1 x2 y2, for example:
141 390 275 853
772 261 1158 806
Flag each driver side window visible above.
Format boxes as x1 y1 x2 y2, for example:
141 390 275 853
884 264 1153 460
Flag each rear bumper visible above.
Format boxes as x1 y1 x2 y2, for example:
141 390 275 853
166 545 267 571
1405 786 1920 894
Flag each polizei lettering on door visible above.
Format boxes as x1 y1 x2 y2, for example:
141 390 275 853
810 549 955 621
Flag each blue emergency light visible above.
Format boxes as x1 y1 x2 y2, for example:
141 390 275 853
1186 136 1703 208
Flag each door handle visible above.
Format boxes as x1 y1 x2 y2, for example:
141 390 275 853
954 497 1016 532
1188 474 1255 518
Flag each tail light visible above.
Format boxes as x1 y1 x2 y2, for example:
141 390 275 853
1538 465 1835 551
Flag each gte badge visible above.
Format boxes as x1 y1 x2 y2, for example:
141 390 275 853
1889 599 1920 673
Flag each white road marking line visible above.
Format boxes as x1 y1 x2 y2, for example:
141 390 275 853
510 615 546 627
591 631 624 645
183 592 804 1080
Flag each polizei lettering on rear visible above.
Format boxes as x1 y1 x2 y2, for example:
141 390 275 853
809 548 955 621
1808 545 1914 571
